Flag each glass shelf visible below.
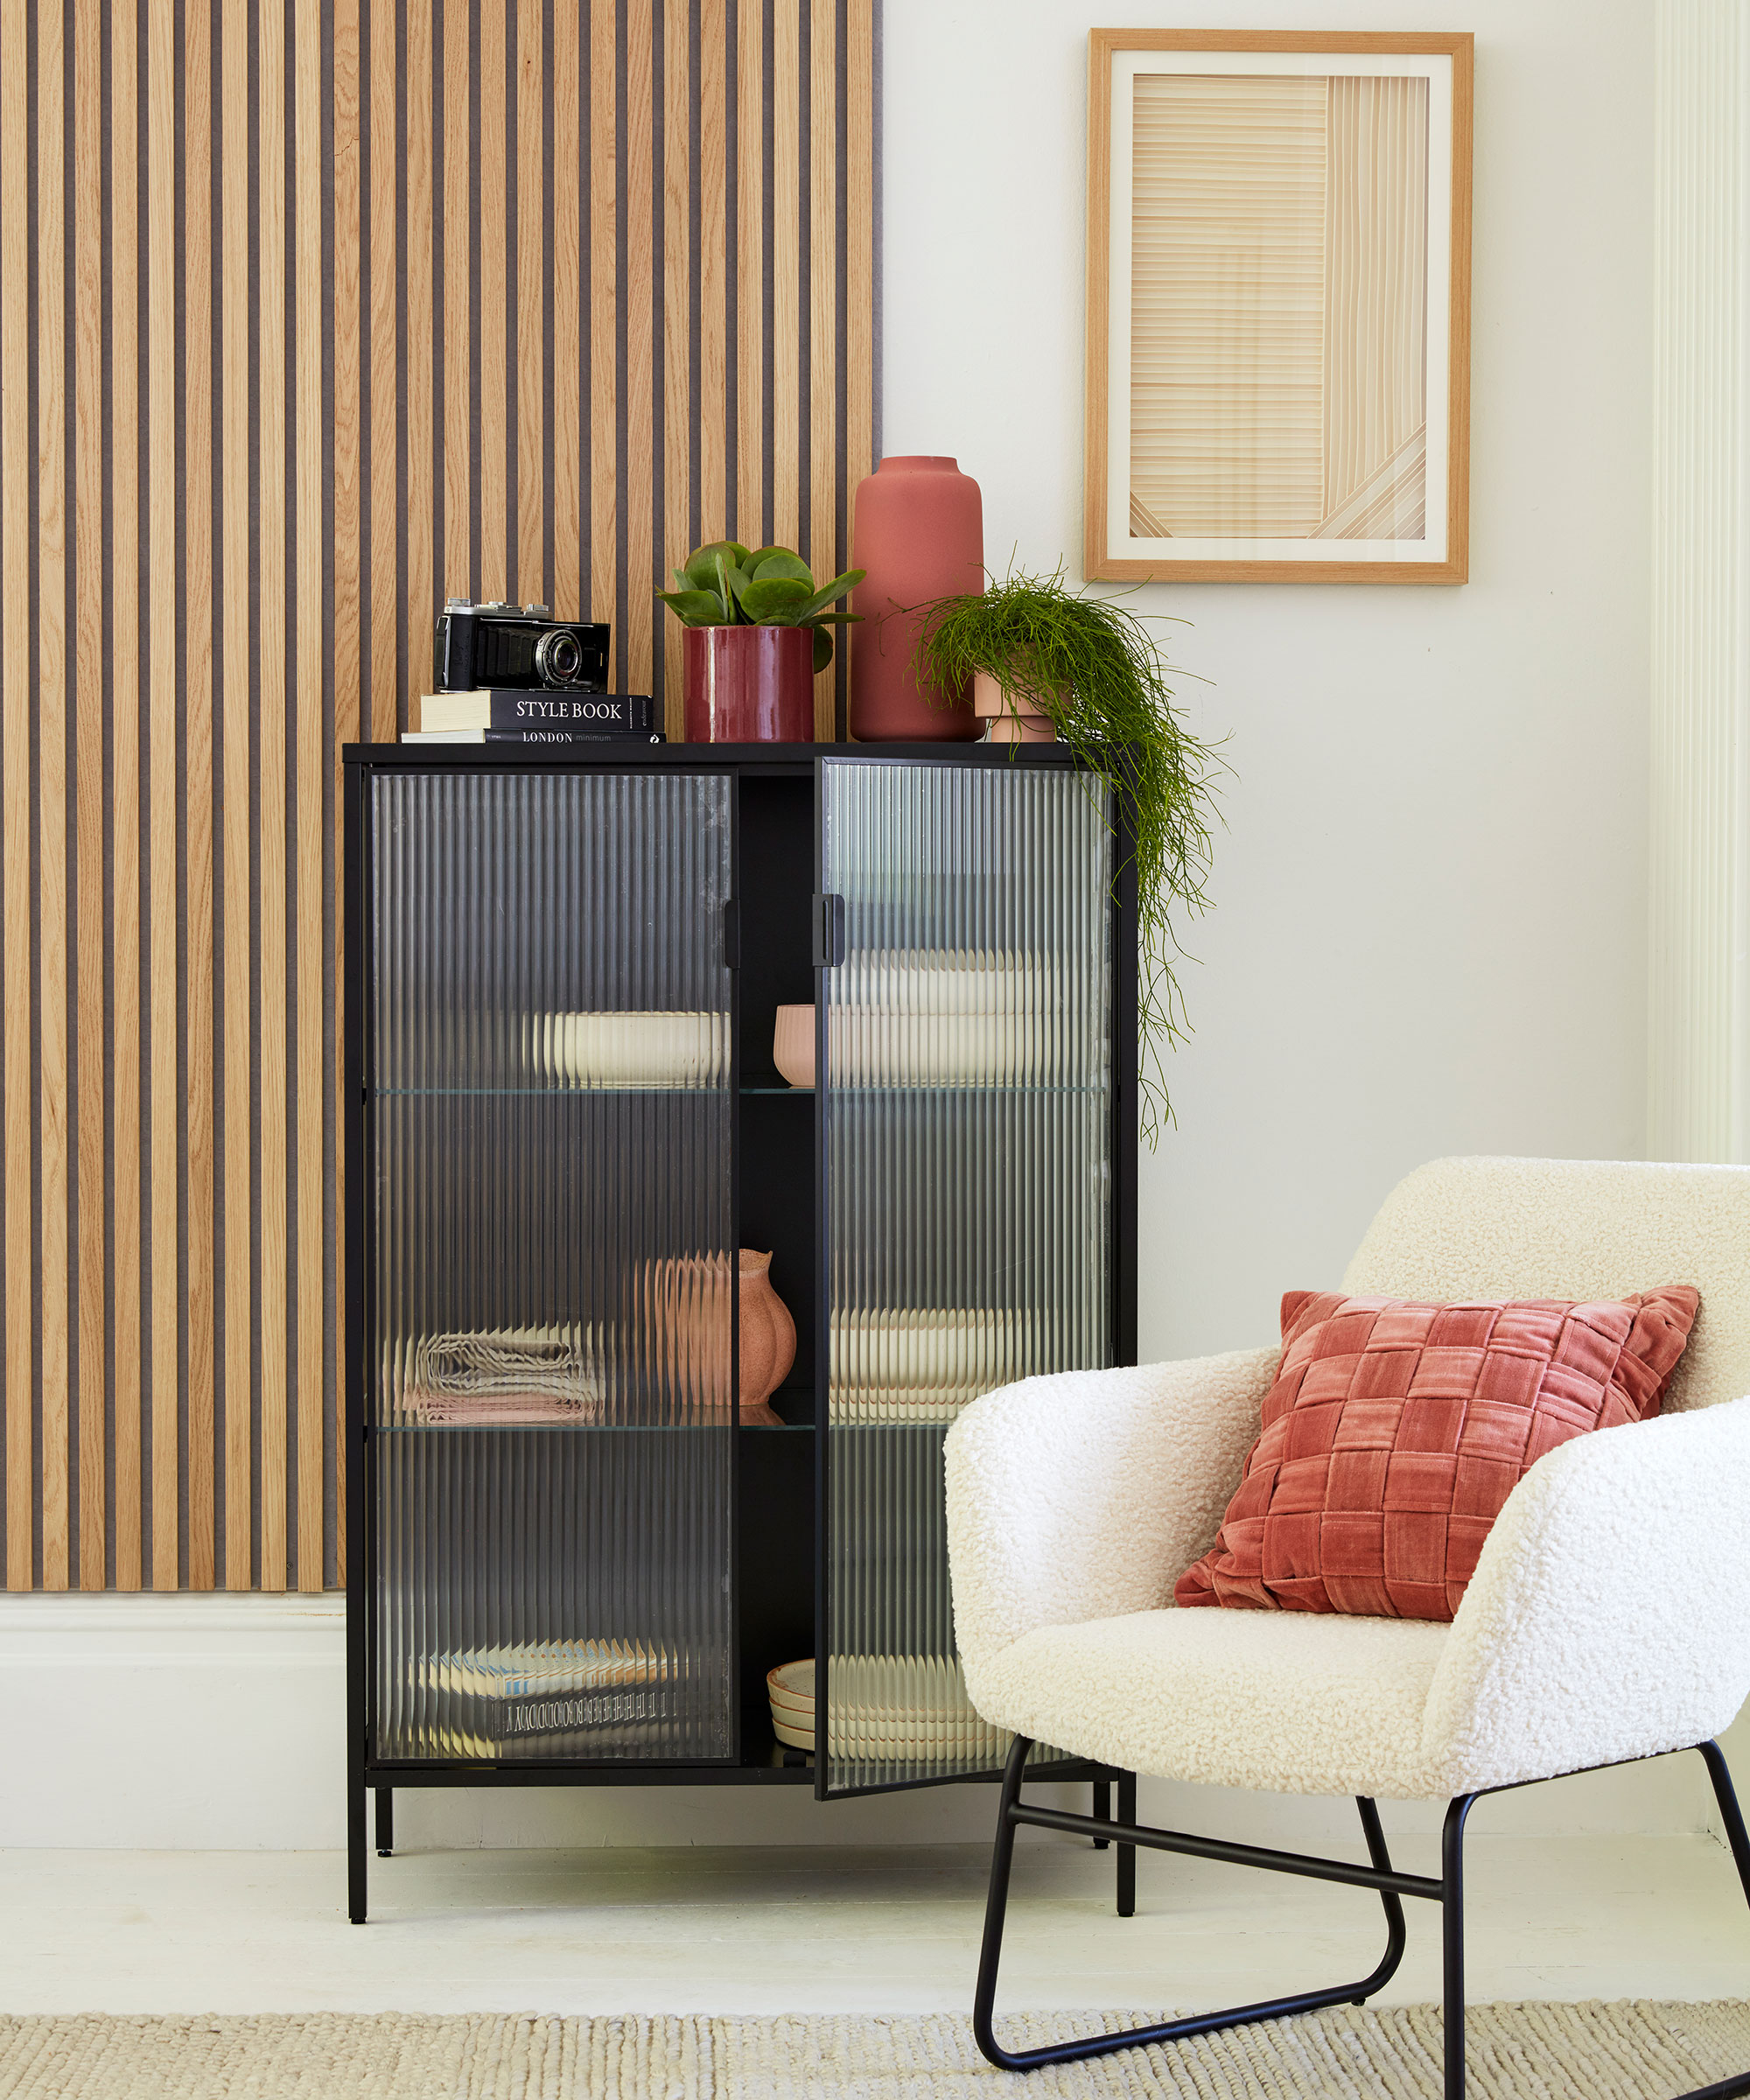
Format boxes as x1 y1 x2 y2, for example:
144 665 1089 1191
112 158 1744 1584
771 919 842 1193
372 1419 817 1433
372 1082 1106 1098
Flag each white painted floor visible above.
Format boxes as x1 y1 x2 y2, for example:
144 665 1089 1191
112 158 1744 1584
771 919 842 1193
1 1831 1746 2016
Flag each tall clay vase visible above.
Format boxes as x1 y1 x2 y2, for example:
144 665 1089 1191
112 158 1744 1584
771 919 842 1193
738 1250 796 1425
682 626 815 742
850 457 983 741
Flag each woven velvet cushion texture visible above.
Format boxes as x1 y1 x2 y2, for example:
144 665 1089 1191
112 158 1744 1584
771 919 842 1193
1174 1288 1700 1620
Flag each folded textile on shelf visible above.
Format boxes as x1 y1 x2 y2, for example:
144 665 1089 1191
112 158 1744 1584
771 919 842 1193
402 1326 602 1424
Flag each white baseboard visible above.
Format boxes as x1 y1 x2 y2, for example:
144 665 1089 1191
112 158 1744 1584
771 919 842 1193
0 1594 1736 1852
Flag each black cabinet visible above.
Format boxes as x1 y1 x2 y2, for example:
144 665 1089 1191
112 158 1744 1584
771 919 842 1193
343 742 1137 1919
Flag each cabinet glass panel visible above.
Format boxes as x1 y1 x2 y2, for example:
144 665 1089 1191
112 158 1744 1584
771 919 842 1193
369 770 734 1762
818 759 1111 1792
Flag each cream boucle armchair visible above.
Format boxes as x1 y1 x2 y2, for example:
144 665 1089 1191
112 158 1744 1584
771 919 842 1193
944 1158 1750 2098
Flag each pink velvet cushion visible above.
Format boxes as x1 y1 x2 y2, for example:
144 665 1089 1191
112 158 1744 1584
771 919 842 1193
1174 1286 1699 1620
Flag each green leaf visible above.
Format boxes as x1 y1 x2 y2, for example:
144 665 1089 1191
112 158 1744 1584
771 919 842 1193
738 577 814 620
812 626 835 674
802 609 861 624
654 587 726 626
721 561 758 614
747 548 815 586
682 540 751 591
790 570 866 621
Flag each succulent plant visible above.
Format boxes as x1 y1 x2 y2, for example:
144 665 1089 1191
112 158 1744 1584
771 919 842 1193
656 541 864 673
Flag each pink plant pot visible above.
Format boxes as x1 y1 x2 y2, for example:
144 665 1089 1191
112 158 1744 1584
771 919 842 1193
972 671 1057 743
683 626 815 743
850 456 984 742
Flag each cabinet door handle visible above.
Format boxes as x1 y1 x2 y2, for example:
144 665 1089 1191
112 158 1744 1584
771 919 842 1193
721 898 740 970
812 892 845 968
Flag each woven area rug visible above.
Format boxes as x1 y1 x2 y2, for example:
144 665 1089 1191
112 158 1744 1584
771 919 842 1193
1 2004 1746 2098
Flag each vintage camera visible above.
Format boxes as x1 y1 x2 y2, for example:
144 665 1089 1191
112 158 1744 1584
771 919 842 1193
434 599 612 692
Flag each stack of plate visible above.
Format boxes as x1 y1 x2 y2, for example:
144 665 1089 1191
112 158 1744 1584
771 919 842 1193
766 1656 1008 1765
830 1308 1016 1423
524 1011 728 1088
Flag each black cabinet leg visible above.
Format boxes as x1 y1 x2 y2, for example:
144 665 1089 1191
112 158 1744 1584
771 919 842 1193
1116 1772 1137 1917
374 1788 395 1858
348 1774 368 1924
1091 1779 1111 1849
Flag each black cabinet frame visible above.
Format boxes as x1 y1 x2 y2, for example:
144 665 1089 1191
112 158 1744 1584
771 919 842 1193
342 742 1138 1922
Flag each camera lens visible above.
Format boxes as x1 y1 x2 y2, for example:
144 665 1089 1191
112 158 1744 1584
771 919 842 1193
535 629 584 688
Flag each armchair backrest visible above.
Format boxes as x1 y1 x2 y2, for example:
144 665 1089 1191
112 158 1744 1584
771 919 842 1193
1342 1156 1750 1414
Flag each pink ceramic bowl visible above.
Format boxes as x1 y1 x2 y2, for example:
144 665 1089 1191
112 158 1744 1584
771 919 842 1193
772 1005 816 1088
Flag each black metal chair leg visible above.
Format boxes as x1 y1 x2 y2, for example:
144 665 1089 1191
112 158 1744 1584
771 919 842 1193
1091 1779 1111 1850
374 1787 395 1858
973 1736 1410 2072
1442 1794 1477 2100
1699 1740 1750 1911
1116 1771 1137 1917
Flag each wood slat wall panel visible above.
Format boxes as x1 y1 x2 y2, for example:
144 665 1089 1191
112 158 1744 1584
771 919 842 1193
0 0 876 1591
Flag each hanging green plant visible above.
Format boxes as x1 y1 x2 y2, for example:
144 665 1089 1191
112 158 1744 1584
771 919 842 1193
657 541 864 674
912 564 1223 1143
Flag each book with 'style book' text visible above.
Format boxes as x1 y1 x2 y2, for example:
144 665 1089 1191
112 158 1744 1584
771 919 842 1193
411 690 658 736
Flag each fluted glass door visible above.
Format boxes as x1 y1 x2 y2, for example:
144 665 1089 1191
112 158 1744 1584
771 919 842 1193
369 769 735 1763
816 757 1112 1796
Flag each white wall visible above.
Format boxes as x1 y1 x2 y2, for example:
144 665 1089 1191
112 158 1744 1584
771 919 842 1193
881 0 1656 1359
4 3 1695 1856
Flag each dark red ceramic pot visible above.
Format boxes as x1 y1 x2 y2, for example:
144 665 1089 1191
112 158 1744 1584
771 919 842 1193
682 626 815 743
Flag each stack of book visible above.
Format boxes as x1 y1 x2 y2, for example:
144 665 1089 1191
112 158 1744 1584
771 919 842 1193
401 690 662 746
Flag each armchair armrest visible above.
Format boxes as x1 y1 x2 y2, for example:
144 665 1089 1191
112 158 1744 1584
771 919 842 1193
943 1348 1278 1670
1424 1396 1750 1792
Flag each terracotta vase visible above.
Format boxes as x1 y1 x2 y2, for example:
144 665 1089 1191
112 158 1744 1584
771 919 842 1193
682 626 815 743
850 457 983 741
972 671 1057 744
737 1250 796 1425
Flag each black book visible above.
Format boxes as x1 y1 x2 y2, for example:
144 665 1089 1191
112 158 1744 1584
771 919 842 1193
402 725 667 746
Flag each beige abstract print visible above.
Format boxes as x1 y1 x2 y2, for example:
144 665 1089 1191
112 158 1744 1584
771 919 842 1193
1130 73 1429 542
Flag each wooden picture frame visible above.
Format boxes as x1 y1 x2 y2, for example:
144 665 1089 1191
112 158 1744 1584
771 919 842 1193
1085 31 1473 584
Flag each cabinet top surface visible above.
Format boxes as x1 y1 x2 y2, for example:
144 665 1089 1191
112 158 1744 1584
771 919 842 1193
342 740 1083 772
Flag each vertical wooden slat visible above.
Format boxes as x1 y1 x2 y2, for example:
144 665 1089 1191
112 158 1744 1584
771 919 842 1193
699 0 727 540
221 0 253 1586
368 0 399 742
588 0 618 634
808 0 836 738
73 0 106 1592
37 0 70 1593
517 0 545 606
551 3 582 618
332 0 362 1589
404 2 434 718
443 0 471 603
480 6 509 597
111 0 141 1591
295 0 326 1590
735 0 763 548
770 0 801 553
0 0 32 1592
0 0 878 1594
661 0 690 736
845 0 873 734
625 0 654 704
184 0 216 1592
258 0 290 1592
147 0 178 1589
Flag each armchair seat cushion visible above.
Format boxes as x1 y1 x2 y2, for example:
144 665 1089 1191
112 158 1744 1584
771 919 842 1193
965 1607 1452 1799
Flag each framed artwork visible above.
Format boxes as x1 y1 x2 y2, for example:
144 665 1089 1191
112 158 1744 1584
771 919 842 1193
1085 31 1473 584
